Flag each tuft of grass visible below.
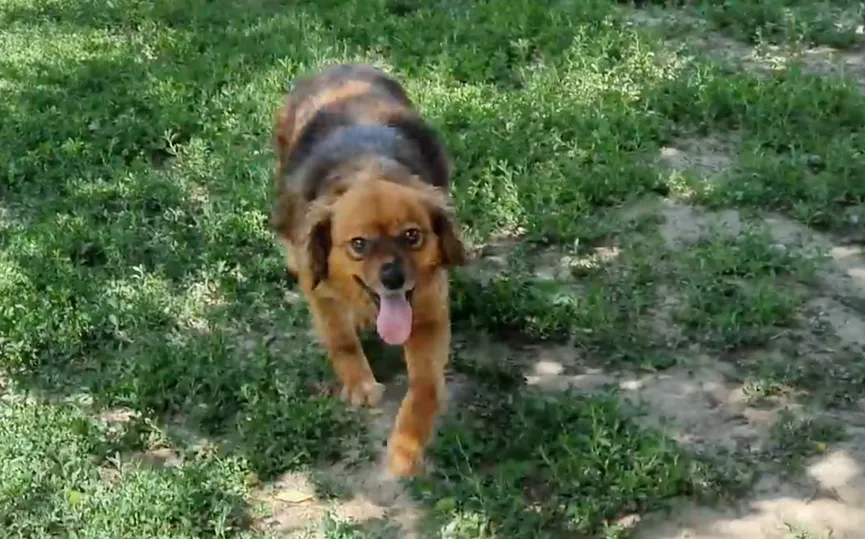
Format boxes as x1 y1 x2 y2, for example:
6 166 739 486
450 237 673 368
785 522 835 539
319 513 401 539
764 410 848 474
0 399 260 539
410 385 737 538
672 227 815 349
742 342 865 408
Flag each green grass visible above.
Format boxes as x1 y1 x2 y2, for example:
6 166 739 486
629 0 864 49
763 410 848 474
672 226 815 350
2 0 865 536
701 0 864 48
410 386 738 538
0 399 256 538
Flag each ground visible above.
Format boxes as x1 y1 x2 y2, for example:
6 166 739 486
1 0 864 537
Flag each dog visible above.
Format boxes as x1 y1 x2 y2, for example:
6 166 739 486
269 63 468 477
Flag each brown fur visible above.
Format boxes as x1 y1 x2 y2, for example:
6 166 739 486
269 63 467 477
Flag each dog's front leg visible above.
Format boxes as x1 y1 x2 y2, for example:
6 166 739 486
386 318 450 477
307 293 384 407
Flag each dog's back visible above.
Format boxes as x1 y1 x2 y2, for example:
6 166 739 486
276 64 413 162
271 64 451 241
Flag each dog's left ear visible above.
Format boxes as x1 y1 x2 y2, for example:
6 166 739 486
425 194 468 268
304 203 332 289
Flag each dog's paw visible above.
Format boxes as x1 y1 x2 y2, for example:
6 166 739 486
385 434 424 478
339 379 385 407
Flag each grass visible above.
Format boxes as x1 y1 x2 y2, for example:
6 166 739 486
763 410 848 474
631 0 864 49
701 0 864 48
0 399 255 538
2 0 865 537
741 338 865 408
410 387 735 538
672 226 815 350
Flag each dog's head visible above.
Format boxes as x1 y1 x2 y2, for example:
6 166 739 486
303 176 467 345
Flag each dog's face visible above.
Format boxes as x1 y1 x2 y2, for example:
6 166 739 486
307 177 466 291
304 177 466 344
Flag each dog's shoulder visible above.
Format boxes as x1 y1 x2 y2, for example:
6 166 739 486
276 65 405 184
289 64 411 106
293 114 451 200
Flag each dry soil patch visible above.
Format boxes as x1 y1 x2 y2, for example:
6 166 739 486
252 372 475 538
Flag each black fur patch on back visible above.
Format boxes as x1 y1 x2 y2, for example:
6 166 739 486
385 113 451 190
283 107 451 203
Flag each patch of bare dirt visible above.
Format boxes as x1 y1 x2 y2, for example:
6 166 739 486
659 135 739 182
655 132 742 206
654 197 865 373
657 199 742 249
797 45 865 89
251 469 403 537
524 350 783 450
635 468 865 538
808 296 865 348
765 215 865 308
252 373 475 538
634 432 865 539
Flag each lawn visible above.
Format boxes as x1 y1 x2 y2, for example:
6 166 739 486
1 0 864 537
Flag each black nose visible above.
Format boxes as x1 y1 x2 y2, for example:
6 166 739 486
379 261 405 291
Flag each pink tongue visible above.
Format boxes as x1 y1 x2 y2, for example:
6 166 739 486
376 294 413 345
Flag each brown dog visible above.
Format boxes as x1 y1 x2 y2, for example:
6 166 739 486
269 64 468 477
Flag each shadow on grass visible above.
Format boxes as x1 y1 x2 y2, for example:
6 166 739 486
0 0 673 426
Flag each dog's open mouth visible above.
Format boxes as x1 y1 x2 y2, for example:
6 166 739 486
353 275 414 346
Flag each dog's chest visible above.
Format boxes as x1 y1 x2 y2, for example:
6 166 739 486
317 281 378 331
350 292 378 332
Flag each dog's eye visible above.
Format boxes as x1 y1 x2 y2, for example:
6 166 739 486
402 228 422 247
349 237 368 256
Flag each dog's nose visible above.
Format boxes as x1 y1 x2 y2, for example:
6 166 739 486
379 261 405 291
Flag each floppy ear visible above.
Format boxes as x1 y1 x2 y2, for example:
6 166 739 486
426 196 468 268
303 204 332 289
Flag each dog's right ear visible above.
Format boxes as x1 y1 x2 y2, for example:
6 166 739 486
422 188 468 269
304 203 332 289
